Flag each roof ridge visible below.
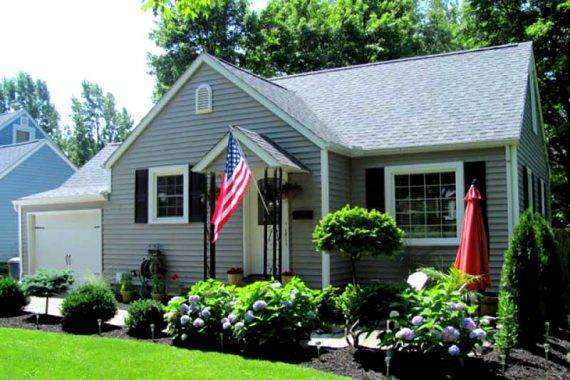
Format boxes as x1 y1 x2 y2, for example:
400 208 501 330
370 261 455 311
272 42 528 80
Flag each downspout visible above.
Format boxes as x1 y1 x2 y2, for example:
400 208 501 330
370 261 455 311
320 149 330 288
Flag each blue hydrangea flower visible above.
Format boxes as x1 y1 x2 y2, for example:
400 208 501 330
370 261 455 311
290 289 298 300
222 321 231 330
469 328 486 340
449 302 465 311
442 326 460 342
200 307 211 318
282 300 292 308
234 322 244 331
221 317 229 325
271 282 282 289
395 328 414 341
193 318 205 328
228 313 237 323
448 345 460 356
411 316 424 326
461 317 477 331
171 296 184 303
180 304 190 314
245 310 255 322
180 315 190 326
188 295 200 303
253 300 267 311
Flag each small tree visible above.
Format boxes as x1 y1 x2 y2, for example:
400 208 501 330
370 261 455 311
313 205 404 284
21 269 74 315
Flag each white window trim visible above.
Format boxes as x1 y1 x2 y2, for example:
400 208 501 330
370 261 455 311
527 168 534 212
13 124 35 143
148 165 189 224
195 83 213 114
385 161 464 246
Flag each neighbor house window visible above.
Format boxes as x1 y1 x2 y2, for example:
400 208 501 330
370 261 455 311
149 165 189 224
385 162 464 245
195 84 212 114
13 125 35 143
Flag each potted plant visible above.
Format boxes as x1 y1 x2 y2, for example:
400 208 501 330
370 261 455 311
151 275 166 302
281 270 295 284
227 267 244 285
120 272 136 303
281 182 302 200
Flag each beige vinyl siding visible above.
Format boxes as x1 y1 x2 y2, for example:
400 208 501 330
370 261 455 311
328 152 352 285
351 148 508 291
105 64 323 288
517 83 550 217
20 201 107 276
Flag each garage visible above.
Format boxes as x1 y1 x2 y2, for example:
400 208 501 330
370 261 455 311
30 210 102 282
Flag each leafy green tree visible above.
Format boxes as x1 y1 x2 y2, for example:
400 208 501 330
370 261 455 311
419 0 463 54
0 72 60 135
148 0 250 99
64 81 133 166
313 205 404 284
460 0 570 227
21 269 74 315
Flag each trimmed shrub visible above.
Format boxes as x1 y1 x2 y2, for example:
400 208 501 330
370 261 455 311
21 269 74 314
379 268 492 358
316 286 344 327
313 206 404 284
125 299 165 338
0 277 28 315
61 280 117 331
164 279 237 345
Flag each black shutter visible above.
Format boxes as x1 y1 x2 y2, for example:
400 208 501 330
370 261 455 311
522 166 529 210
189 165 206 222
464 161 488 236
365 167 385 212
134 169 148 223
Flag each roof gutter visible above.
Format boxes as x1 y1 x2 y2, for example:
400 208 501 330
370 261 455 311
13 192 109 209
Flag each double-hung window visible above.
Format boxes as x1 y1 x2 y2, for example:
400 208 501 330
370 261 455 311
148 165 189 224
385 162 464 246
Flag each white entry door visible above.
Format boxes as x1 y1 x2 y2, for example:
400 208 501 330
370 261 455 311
246 170 289 275
33 210 102 282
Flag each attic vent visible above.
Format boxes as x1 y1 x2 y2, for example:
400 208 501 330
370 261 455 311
195 84 212 114
21 116 29 127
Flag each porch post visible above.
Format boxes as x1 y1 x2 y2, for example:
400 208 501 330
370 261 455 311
272 168 278 277
209 171 216 278
203 172 209 280
277 168 283 277
263 168 268 277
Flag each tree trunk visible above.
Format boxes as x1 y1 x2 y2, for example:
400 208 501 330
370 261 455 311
350 257 358 285
45 297 49 315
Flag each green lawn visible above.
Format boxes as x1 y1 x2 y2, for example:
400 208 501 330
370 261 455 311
0 328 342 379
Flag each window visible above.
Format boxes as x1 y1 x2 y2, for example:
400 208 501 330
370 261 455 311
13 125 35 143
386 162 464 245
149 165 189 224
195 84 212 114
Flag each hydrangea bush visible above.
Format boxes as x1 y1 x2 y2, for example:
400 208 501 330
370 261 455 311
379 268 494 358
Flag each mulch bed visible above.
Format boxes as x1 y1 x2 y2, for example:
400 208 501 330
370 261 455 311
1 312 568 379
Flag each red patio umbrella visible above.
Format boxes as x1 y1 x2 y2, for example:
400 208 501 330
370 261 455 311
454 181 491 291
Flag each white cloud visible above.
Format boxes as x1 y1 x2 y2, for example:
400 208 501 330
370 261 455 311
0 0 159 126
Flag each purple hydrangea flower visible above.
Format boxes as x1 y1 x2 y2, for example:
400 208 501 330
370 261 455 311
461 317 477 331
253 300 267 311
228 313 237 323
222 321 231 330
448 345 460 356
480 317 492 326
245 310 255 322
395 328 414 341
442 326 460 342
234 321 244 331
200 307 211 318
188 295 200 303
469 328 486 340
193 318 205 328
180 315 190 326
411 316 424 326
221 317 229 325
180 304 190 314
449 302 465 311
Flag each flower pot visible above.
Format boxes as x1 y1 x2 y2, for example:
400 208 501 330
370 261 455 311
151 293 166 303
120 290 136 303
228 273 243 286
281 274 294 285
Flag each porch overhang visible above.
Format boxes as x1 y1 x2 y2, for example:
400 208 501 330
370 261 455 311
192 126 309 174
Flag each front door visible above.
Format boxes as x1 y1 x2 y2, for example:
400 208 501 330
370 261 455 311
245 169 289 276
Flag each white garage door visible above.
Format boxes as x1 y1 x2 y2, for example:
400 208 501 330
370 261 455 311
34 210 102 282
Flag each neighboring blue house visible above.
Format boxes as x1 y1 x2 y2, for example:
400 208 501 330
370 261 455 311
0 110 76 262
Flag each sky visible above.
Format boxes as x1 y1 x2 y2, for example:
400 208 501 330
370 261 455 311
0 0 267 127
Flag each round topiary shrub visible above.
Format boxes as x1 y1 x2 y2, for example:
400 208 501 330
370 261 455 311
0 277 28 316
61 281 117 331
125 299 165 338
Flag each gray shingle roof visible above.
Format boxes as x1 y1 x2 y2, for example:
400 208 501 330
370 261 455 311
19 143 120 201
0 110 20 126
0 140 44 176
271 42 533 150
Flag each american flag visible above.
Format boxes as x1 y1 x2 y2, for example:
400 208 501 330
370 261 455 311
211 133 252 243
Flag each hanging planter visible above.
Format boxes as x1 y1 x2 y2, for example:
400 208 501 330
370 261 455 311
281 182 303 200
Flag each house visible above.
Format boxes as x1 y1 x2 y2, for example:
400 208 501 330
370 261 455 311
0 110 76 262
15 42 549 290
